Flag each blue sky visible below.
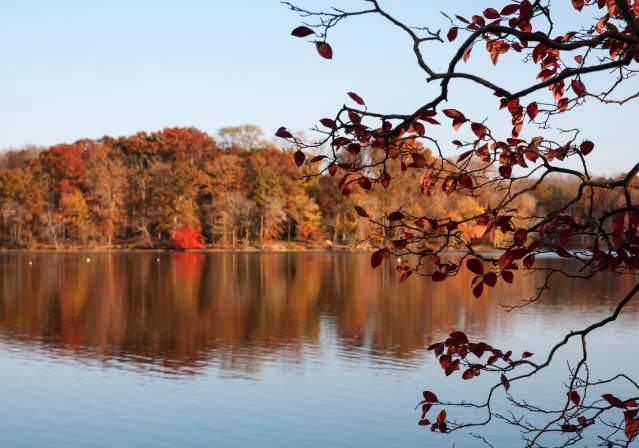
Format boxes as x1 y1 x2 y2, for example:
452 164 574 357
0 0 635 174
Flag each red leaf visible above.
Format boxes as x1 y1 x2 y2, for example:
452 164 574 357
421 116 441 125
418 419 430 426
483 8 500 19
578 416 587 426
525 150 538 163
275 127 293 139
294 150 305 167
498 165 512 178
452 117 468 130
347 91 365 106
443 109 465 120
291 26 315 37
580 140 594 155
316 42 333 59
432 271 447 282
328 162 337 176
357 179 371 192
422 391 439 402
572 0 585 11
612 212 625 248
602 393 626 408
557 97 569 112
537 68 556 81
514 228 528 246
462 368 474 380
411 152 427 167
437 409 446 423
471 122 488 138
501 374 510 391
380 172 391 188
471 15 485 26
320 118 336 129
346 143 361 155
523 254 535 269
501 270 514 283
458 174 473 189
458 150 474 162
309 155 326 163
472 281 484 298
450 331 469 344
571 79 587 97
412 121 425 136
447 27 458 42
522 351 533 358
466 258 484 275
428 342 445 356
568 390 581 406
500 4 520 15
354 205 369 218
463 47 472 63
371 248 389 268
483 272 497 287
526 102 539 120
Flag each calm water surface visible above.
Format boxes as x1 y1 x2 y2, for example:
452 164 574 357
0 252 637 447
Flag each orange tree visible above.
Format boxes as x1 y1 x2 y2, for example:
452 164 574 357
278 1 639 446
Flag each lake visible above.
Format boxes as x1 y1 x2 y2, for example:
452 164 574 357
0 252 637 447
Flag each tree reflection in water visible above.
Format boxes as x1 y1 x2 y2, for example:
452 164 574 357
0 253 635 377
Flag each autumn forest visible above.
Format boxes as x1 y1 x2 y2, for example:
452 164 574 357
0 124 631 250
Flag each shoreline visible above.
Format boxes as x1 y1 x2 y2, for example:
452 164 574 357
0 245 369 254
0 244 571 255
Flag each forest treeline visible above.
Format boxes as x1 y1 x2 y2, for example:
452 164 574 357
0 125 631 249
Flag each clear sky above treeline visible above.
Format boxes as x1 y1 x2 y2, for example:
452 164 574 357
1 0 635 174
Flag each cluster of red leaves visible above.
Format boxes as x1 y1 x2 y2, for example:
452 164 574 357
171 227 204 250
283 1 639 442
444 0 639 119
427 330 532 382
40 143 88 192
417 390 447 433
